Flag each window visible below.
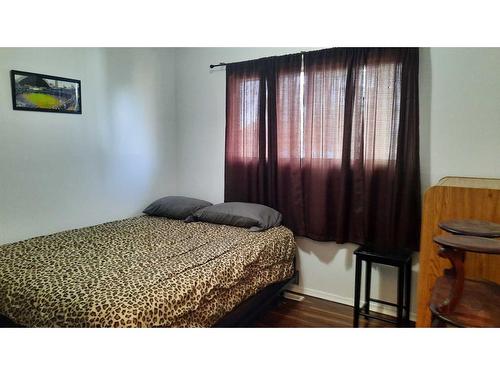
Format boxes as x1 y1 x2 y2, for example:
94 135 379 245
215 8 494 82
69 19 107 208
235 59 403 163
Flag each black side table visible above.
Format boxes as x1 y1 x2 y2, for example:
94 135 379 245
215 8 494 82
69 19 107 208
353 246 413 327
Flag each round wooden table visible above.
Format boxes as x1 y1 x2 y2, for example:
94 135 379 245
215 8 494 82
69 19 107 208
430 234 500 327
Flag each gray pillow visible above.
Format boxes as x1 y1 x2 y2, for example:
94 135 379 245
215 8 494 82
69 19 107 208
143 196 212 220
188 202 282 232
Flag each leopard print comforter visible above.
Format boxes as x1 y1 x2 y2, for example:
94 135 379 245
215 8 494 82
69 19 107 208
0 216 295 327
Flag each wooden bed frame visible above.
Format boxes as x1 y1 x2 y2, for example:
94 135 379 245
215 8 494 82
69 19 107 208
0 271 298 328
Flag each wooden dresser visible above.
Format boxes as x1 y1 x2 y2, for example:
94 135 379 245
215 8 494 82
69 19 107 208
416 176 500 327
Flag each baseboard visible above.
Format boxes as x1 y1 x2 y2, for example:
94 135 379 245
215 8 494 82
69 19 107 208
287 285 417 322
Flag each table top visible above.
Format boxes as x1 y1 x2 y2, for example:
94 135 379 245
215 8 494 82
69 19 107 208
354 246 413 263
439 219 500 238
434 234 500 254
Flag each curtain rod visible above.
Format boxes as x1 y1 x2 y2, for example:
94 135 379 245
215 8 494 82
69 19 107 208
209 49 317 69
210 62 227 69
208 48 413 69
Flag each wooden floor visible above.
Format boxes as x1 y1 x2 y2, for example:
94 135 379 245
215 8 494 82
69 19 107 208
253 293 400 328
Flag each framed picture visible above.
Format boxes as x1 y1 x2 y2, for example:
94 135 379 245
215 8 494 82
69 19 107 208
10 70 82 114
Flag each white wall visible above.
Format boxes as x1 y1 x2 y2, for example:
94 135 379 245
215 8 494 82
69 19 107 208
0 48 177 245
174 47 500 319
420 48 500 185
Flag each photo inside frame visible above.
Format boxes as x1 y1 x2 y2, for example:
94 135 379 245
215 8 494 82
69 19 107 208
11 71 81 113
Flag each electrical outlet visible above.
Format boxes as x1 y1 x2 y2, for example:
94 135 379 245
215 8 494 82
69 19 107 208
283 291 305 301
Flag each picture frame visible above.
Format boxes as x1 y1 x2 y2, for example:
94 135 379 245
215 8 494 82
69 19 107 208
10 70 82 114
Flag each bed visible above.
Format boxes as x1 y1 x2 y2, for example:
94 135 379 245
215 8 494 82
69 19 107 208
0 215 296 327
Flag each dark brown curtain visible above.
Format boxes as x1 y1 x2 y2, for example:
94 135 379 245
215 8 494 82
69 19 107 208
225 59 267 204
225 48 420 251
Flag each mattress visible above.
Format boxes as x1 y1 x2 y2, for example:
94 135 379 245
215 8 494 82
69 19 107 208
0 216 296 327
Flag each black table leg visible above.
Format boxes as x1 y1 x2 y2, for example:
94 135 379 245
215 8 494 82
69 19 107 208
353 255 362 327
353 247 413 328
404 258 412 327
397 265 404 327
364 261 372 315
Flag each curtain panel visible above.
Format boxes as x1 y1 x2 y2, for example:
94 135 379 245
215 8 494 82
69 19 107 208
225 48 420 251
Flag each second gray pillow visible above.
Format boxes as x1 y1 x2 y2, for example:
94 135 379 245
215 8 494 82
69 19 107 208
188 202 282 231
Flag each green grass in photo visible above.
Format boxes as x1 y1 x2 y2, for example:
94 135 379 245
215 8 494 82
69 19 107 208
23 93 60 109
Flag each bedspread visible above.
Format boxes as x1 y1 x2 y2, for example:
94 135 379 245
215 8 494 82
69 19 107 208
0 216 295 327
